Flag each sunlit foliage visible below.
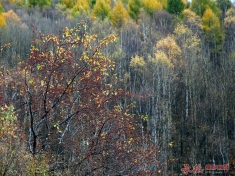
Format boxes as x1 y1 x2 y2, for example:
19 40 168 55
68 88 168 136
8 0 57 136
174 24 201 52
110 1 129 27
130 55 146 73
0 16 6 27
3 10 21 24
182 0 187 5
158 0 167 9
202 8 223 52
0 3 6 28
143 0 162 15
149 51 173 69
182 9 202 28
156 35 182 66
72 0 92 16
224 8 235 27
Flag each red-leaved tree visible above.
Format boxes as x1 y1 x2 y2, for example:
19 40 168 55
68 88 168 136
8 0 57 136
1 22 157 175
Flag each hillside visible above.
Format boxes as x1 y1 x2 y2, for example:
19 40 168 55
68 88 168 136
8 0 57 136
0 0 235 175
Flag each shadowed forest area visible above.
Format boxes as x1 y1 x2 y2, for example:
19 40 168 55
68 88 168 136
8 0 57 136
0 0 235 175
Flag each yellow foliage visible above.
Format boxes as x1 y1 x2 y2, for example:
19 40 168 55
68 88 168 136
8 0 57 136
128 137 133 143
130 55 146 73
156 35 182 62
0 15 6 27
174 24 201 57
224 8 235 27
182 9 195 17
181 0 186 5
157 0 167 9
110 1 129 27
143 0 162 14
72 0 91 15
202 8 223 51
226 7 235 17
3 10 21 24
92 0 111 19
169 141 174 147
202 8 220 31
130 55 146 68
8 0 15 3
62 0 74 8
155 51 168 63
2 10 28 28
149 51 173 68
182 9 202 28
174 24 191 38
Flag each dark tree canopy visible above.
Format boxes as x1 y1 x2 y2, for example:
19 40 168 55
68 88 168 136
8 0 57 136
167 0 185 14
29 0 52 8
216 0 232 17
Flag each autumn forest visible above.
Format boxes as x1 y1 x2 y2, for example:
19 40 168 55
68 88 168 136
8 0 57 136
0 0 235 175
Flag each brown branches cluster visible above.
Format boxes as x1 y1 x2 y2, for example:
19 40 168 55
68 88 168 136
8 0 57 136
0 22 157 175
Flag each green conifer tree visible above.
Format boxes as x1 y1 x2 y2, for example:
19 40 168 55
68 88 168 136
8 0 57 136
29 0 52 8
93 0 111 20
167 0 185 15
127 0 142 21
